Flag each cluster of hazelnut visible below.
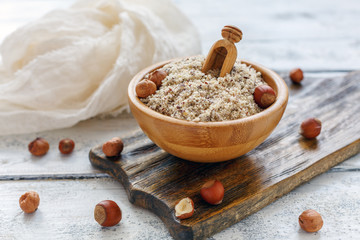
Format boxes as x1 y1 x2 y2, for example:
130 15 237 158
88 137 127 227
28 137 75 156
136 67 321 140
18 190 123 227
173 68 322 232
18 190 323 232
254 68 321 140
20 137 126 228
175 182 324 234
291 68 323 233
99 68 320 230
136 70 167 98
175 180 224 219
22 67 322 232
288 68 322 139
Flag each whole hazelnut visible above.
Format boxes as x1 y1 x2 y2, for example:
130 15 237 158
136 80 157 98
102 137 124 157
175 197 194 220
59 138 75 154
19 191 40 213
149 70 167 88
200 180 224 205
299 209 323 232
290 68 304 83
253 85 276 108
28 137 49 156
94 200 122 227
300 118 322 139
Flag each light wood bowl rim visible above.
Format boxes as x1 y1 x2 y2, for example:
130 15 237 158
128 57 288 128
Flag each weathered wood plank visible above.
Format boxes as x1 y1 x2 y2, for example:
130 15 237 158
173 0 360 71
0 1 359 239
1 0 360 71
0 113 139 178
0 178 171 240
1 168 360 240
89 72 360 239
0 72 358 178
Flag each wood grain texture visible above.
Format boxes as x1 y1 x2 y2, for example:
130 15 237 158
0 72 353 179
2 169 360 240
128 58 288 162
90 72 360 239
0 114 139 179
0 0 359 239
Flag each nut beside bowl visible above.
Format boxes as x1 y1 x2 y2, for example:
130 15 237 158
128 58 288 163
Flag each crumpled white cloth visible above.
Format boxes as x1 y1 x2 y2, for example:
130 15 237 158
0 0 201 135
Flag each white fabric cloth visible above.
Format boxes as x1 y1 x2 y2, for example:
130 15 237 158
0 0 201 135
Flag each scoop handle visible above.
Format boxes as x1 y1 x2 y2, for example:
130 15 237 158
202 25 242 77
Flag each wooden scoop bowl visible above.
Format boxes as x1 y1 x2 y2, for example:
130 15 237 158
128 58 288 162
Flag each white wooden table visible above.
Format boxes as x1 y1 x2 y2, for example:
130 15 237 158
1 1 360 239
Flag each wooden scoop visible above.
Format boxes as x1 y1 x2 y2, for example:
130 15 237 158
202 25 242 77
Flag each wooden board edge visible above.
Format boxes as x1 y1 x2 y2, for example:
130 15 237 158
191 139 360 239
89 139 360 240
89 147 195 240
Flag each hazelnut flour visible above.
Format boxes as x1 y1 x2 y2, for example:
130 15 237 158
141 56 268 122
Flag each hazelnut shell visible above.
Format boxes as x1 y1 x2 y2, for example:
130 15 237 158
300 118 322 139
175 197 194 220
136 80 157 98
19 191 40 213
94 200 122 227
59 138 75 154
102 137 124 157
299 209 323 232
149 70 167 88
290 68 304 83
28 138 49 156
253 85 276 108
200 180 224 205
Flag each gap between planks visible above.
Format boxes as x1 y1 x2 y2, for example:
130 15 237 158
2 153 359 181
0 70 355 182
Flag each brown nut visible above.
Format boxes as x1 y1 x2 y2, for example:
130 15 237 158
19 191 40 213
175 197 194 220
102 137 124 157
94 200 122 227
253 85 276 108
149 70 167 88
59 138 75 154
300 118 322 139
290 68 304 83
299 209 323 232
28 137 49 156
200 180 224 205
136 80 157 98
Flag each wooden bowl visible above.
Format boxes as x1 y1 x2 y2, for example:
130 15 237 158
128 58 288 162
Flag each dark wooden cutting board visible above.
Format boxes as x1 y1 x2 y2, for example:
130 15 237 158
89 72 360 240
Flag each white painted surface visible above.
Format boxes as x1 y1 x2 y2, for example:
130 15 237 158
0 114 139 178
1 0 360 71
0 0 360 239
1 162 360 240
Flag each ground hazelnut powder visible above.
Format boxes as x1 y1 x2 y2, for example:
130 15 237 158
141 56 268 122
